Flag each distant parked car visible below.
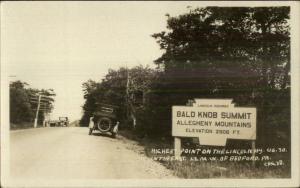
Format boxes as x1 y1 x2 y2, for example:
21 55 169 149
59 117 69 127
49 120 59 127
48 117 69 127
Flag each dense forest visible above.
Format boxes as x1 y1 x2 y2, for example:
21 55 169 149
10 80 55 129
81 7 290 148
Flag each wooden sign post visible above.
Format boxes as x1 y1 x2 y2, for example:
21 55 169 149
174 137 181 158
252 140 256 167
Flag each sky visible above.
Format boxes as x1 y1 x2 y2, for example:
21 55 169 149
2 1 212 121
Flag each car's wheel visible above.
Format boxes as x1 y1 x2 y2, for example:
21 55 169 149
97 117 112 132
89 128 93 135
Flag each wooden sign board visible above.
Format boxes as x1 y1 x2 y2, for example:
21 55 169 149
172 99 256 146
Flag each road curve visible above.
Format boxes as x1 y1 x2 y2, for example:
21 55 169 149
10 127 175 179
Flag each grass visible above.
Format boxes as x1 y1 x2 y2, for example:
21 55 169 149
162 160 290 178
119 129 291 179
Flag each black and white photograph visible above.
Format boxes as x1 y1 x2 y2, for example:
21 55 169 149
1 1 299 187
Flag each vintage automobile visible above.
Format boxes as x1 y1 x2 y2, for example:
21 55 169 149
59 117 69 127
49 120 59 127
48 117 69 127
88 103 119 138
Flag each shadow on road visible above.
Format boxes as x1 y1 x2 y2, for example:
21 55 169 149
91 132 114 138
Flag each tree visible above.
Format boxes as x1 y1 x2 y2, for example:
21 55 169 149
80 65 157 128
10 80 56 127
152 7 290 89
10 81 34 123
150 7 290 146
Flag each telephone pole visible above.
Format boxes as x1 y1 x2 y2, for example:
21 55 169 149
30 90 54 128
34 94 42 128
125 68 136 129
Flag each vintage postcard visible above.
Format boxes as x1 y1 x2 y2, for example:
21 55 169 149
1 1 299 187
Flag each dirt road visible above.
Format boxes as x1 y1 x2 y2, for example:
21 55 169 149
10 127 175 179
